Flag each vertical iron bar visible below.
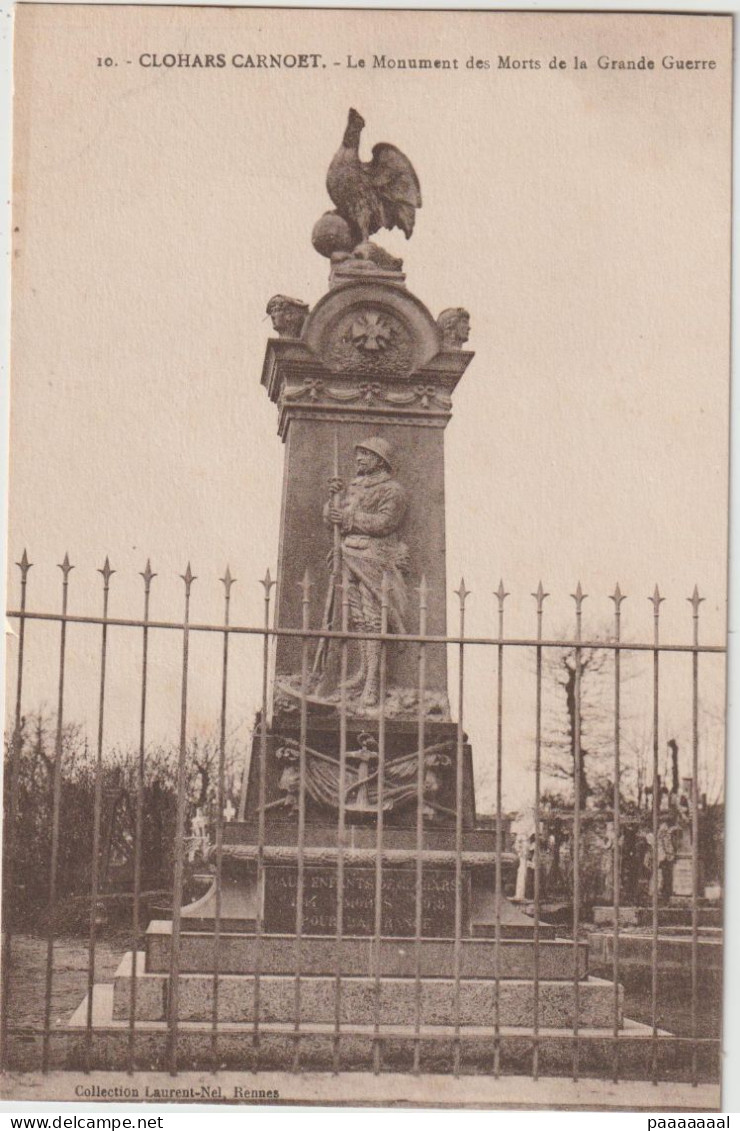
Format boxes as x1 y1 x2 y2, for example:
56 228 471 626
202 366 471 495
649 585 664 1085
610 584 626 1082
167 563 195 1076
1 551 32 1071
237 739 250 822
494 581 508 1078
212 566 235 1068
42 554 73 1073
129 560 154 1073
333 568 349 1074
689 587 703 1086
253 570 274 1069
412 576 428 1075
453 579 469 1077
85 558 114 1069
571 582 586 1082
532 582 548 1081
292 570 311 1073
372 573 390 1075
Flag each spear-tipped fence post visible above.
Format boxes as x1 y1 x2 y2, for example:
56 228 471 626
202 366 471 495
86 557 115 1068
293 568 311 1072
372 571 391 1075
569 581 587 1081
688 584 704 1085
42 555 74 1072
211 564 236 1066
254 568 275 1070
412 573 429 1074
495 579 509 628
222 565 236 600
181 562 196 598
0 552 32 1069
648 584 664 1085
168 563 196 1075
455 578 470 620
261 568 275 604
141 558 156 593
492 580 508 1079
452 578 469 1076
129 559 156 1073
332 563 351 1075
572 580 587 625
530 580 549 1080
608 582 627 1081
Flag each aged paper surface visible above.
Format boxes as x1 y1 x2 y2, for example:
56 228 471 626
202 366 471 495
3 5 731 1111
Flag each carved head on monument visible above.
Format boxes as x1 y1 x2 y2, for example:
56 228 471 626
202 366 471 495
355 436 393 474
266 295 310 339
437 308 471 350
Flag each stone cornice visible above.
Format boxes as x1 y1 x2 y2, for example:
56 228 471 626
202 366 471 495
214 843 518 869
260 338 318 405
261 340 474 438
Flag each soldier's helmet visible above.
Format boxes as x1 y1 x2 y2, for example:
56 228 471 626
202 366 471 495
355 437 393 472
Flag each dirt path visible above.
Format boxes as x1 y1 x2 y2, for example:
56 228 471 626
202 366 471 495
5 932 131 1027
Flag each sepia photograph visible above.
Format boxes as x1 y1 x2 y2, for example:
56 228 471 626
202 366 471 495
0 5 732 1111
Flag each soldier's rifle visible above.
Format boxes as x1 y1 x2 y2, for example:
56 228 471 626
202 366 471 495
312 430 344 687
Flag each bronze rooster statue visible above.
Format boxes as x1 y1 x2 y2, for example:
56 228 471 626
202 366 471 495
324 109 421 249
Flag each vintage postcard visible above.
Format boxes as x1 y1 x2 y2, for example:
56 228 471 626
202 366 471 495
1 4 732 1112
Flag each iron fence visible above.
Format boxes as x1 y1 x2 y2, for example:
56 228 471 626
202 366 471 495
0 554 726 1085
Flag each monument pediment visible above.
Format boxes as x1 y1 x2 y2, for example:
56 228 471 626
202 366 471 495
303 280 441 377
261 292 473 439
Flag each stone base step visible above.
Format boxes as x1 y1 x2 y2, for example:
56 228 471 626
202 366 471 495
652 926 721 937
114 952 622 1028
48 985 715 1080
592 906 723 929
657 906 723 928
589 931 723 972
145 922 587 980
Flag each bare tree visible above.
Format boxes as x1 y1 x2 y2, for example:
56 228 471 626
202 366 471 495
542 644 615 805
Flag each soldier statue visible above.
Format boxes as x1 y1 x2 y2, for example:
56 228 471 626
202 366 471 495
324 437 409 707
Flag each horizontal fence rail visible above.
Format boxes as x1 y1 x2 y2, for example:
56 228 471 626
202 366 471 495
4 609 725 652
1 554 726 1085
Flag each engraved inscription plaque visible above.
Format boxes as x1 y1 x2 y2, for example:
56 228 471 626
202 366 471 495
263 866 467 938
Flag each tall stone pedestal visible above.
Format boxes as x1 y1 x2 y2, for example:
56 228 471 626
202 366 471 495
181 713 535 940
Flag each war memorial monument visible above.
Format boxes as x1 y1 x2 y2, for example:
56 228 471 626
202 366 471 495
79 108 654 1076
